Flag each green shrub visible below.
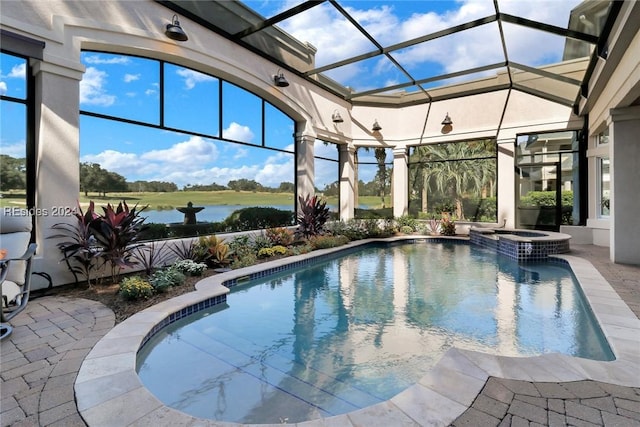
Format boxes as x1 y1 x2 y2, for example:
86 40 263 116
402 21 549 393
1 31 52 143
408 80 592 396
224 207 294 231
119 276 154 300
396 215 417 231
399 225 414 234
139 222 169 241
149 268 186 292
309 234 349 250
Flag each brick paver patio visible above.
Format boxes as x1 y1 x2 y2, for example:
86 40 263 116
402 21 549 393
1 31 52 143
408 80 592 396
1 244 638 426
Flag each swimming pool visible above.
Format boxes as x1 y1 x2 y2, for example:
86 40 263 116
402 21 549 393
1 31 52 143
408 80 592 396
136 241 613 424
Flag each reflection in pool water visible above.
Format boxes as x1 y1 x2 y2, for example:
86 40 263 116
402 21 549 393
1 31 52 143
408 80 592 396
137 242 613 424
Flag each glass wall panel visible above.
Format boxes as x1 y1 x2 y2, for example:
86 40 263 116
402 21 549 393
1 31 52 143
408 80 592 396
80 52 160 124
314 140 340 215
221 82 262 144
355 147 392 217
515 131 581 230
408 140 496 222
0 53 28 209
164 63 219 136
598 157 610 217
265 103 295 152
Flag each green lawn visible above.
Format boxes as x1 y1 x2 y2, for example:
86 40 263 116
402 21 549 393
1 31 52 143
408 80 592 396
79 190 297 210
1 190 388 211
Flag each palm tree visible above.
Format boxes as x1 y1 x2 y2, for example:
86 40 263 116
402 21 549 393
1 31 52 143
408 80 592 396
410 140 495 220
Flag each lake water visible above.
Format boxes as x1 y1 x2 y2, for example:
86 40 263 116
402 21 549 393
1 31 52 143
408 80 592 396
141 204 340 224
141 205 294 224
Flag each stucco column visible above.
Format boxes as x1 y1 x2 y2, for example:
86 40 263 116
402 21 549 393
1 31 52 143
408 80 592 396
339 144 356 220
31 58 85 285
497 138 516 228
296 133 316 204
609 105 640 264
392 147 408 218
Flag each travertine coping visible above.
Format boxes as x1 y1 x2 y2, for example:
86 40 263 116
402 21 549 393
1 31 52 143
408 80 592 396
75 237 640 427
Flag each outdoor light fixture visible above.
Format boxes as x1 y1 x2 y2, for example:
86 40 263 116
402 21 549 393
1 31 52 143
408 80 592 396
372 119 382 131
441 113 453 126
273 70 290 87
332 110 344 123
165 14 188 42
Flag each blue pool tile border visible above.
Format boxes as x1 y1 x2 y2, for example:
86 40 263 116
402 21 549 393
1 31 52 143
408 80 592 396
139 294 227 349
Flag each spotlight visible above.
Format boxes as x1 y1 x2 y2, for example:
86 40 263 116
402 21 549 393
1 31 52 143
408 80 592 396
273 69 290 87
165 14 188 42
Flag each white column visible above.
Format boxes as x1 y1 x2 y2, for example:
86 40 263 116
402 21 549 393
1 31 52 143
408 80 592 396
339 144 356 220
296 133 316 203
392 147 408 218
609 106 640 264
31 58 85 286
497 138 516 228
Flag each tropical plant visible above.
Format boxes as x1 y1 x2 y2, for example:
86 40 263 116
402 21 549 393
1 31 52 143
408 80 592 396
130 241 172 275
427 217 441 235
90 201 148 283
196 235 233 267
440 213 456 236
49 201 102 286
297 194 330 238
265 227 294 246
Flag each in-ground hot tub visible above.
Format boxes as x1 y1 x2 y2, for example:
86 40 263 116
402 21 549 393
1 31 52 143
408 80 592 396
469 227 571 262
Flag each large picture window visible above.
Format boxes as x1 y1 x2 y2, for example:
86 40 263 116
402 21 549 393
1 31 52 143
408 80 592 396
79 51 296 237
313 140 340 215
355 147 393 218
0 52 30 212
408 140 497 222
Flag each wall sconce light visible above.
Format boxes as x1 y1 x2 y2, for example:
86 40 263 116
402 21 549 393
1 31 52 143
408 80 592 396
273 69 290 87
372 119 382 131
331 110 344 123
165 14 188 42
441 113 453 126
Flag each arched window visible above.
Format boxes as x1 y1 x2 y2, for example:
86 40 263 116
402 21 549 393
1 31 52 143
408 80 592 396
79 51 296 235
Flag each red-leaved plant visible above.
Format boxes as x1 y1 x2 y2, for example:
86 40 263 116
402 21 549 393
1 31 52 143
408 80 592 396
90 201 148 283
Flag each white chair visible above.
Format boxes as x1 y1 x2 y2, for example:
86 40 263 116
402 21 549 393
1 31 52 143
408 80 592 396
1 211 37 339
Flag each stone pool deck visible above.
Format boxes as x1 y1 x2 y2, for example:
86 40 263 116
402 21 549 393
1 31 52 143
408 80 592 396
1 243 639 426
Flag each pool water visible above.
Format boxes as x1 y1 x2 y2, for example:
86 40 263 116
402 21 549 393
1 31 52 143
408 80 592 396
136 242 613 424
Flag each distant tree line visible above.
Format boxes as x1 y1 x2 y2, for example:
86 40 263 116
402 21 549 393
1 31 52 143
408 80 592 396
77 162 295 195
0 154 25 191
2 155 388 197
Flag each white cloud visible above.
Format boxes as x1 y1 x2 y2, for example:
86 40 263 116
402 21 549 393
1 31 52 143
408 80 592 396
80 67 116 106
176 68 216 90
277 0 581 87
142 136 219 167
223 122 254 144
0 82 6 96
83 54 130 65
124 73 140 83
81 150 143 176
9 63 26 79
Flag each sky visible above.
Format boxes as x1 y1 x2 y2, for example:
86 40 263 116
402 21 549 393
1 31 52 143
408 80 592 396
1 0 584 191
